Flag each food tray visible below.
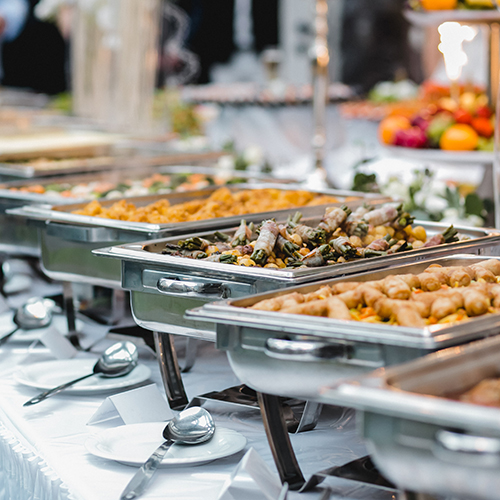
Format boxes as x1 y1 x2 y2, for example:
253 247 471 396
0 149 226 178
322 335 500 500
0 166 284 257
94 222 500 341
9 185 378 286
185 255 500 400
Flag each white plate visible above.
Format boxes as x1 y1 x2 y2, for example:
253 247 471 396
14 359 151 394
384 146 494 165
85 423 247 467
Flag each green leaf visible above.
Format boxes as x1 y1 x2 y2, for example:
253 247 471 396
464 193 484 216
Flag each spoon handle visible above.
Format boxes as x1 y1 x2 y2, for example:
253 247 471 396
0 326 20 346
23 372 96 406
120 439 173 500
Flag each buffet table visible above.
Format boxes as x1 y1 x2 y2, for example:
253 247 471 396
0 273 395 500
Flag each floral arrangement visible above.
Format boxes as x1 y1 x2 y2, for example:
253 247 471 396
352 167 489 227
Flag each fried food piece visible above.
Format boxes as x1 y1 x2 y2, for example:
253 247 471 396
325 296 353 320
469 263 497 282
380 276 412 300
459 378 500 407
456 287 490 316
303 286 333 302
250 292 304 311
475 259 500 276
417 272 446 291
372 298 426 327
424 265 472 287
330 282 360 294
280 300 328 317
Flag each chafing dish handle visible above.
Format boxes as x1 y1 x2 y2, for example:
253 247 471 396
265 338 351 361
435 429 500 455
157 277 228 298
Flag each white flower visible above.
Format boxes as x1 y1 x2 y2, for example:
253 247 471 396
465 215 485 227
243 146 263 166
217 155 235 172
381 180 410 204
423 195 448 213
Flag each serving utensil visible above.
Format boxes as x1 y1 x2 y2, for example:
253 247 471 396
0 297 56 346
23 341 138 406
120 406 216 500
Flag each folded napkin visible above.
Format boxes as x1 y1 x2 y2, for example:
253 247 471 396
217 447 283 500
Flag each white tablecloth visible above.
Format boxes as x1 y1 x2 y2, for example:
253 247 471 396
0 282 395 500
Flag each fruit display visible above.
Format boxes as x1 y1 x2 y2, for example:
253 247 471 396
378 89 495 151
409 0 497 10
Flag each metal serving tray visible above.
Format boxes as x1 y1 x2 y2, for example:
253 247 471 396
185 255 500 401
94 225 500 341
321 335 500 500
0 149 226 178
9 185 377 286
0 166 286 257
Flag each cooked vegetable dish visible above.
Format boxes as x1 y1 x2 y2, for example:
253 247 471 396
72 187 345 224
158 202 463 268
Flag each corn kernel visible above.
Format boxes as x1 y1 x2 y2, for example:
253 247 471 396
349 235 363 247
239 258 256 266
412 225 427 242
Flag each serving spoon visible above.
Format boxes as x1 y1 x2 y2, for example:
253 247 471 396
23 341 138 406
120 406 216 500
0 297 56 346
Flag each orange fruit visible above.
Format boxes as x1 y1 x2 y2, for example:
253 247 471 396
420 0 458 9
378 116 412 145
439 124 479 151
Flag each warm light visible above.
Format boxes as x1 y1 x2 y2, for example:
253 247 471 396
438 22 477 82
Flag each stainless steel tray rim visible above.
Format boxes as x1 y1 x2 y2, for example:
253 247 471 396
92 223 500 283
186 303 476 349
323 379 500 434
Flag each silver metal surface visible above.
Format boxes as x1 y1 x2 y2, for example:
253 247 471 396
0 165 286 257
321 334 500 500
106 227 500 341
120 407 215 500
23 341 138 405
185 255 500 400
9 185 387 285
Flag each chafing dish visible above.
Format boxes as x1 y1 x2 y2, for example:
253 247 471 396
321 334 500 500
95 226 500 341
9 185 378 286
185 255 500 401
0 166 286 258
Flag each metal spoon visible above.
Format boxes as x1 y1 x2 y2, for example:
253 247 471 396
23 341 138 406
120 407 216 500
0 297 56 346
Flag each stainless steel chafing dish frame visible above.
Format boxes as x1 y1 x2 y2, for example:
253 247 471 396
94 225 500 340
186 254 500 397
184 255 500 494
8 184 383 286
0 166 294 257
320 334 500 500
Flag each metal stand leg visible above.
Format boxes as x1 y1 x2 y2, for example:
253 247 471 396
153 331 189 410
398 492 438 500
62 282 76 333
257 392 305 490
294 402 323 433
110 288 126 325
180 337 198 373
